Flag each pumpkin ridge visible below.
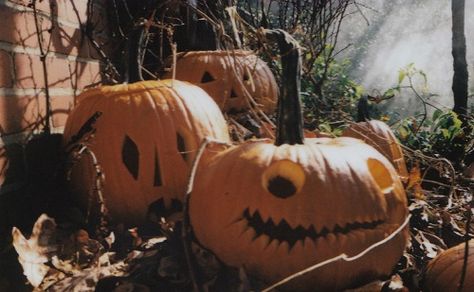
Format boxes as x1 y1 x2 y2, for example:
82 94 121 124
77 80 197 101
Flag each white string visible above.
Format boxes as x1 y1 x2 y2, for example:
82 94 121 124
262 214 411 292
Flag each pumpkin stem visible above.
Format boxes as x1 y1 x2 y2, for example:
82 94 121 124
124 23 147 83
356 95 371 122
263 29 304 145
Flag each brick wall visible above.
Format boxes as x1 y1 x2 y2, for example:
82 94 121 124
0 0 109 192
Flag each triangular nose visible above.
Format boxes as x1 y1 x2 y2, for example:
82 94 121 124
230 88 238 98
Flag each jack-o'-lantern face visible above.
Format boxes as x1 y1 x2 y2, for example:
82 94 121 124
163 50 278 113
190 138 408 291
63 80 230 225
189 29 409 291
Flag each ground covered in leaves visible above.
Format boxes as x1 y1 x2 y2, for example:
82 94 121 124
7 185 474 292
1 119 473 292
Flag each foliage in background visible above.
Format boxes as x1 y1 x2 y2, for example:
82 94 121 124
300 50 363 134
236 0 352 95
381 64 473 164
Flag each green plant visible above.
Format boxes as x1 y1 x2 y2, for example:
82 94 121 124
380 64 471 161
301 49 363 129
396 109 465 156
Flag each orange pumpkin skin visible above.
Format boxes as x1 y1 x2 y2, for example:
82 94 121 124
63 80 230 224
190 137 409 291
342 120 409 182
163 50 278 114
424 240 474 292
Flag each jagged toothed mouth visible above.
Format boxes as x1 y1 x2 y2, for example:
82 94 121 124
242 208 385 248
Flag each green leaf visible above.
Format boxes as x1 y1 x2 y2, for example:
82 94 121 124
398 126 410 140
432 109 443 121
441 128 450 139
318 123 332 133
398 70 406 84
383 88 396 98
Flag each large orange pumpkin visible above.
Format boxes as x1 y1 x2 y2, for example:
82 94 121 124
163 50 278 114
424 240 474 292
63 27 230 225
343 120 409 182
189 29 409 291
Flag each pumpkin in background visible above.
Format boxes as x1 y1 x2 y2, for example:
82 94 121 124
63 27 230 225
189 29 409 291
343 120 409 183
163 50 278 114
424 240 474 292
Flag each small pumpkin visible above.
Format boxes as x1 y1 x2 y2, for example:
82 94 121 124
424 240 474 292
63 27 230 225
343 120 409 182
189 29 409 291
163 50 278 114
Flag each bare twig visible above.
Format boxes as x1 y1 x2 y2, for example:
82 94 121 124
32 0 54 134
182 137 232 292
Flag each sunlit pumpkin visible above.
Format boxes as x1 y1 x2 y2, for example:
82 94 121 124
189 29 409 291
163 50 278 114
424 240 474 292
343 120 409 182
62 27 230 225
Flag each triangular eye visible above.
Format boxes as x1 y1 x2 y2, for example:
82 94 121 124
243 73 250 81
230 88 238 98
122 135 139 179
201 71 215 83
153 150 162 187
176 133 187 161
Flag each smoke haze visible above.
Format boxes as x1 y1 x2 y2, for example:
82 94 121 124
337 0 474 114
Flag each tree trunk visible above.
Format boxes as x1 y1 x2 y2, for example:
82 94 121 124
451 0 469 119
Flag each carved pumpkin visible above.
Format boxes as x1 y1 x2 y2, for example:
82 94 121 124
343 120 409 182
424 240 474 292
163 50 278 114
63 27 230 225
189 30 409 291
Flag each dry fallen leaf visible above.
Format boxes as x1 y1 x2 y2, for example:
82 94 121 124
12 214 58 287
46 252 128 292
407 164 424 199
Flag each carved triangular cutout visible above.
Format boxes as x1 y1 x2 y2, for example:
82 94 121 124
122 135 139 180
176 133 187 161
201 71 215 83
230 88 238 98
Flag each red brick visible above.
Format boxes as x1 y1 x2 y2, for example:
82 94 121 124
7 0 88 25
8 0 51 12
73 61 101 89
14 53 73 89
57 0 88 25
0 50 13 87
0 94 76 135
0 95 46 134
46 57 74 88
50 24 87 58
13 53 44 88
50 95 74 128
0 5 103 59
0 6 38 48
